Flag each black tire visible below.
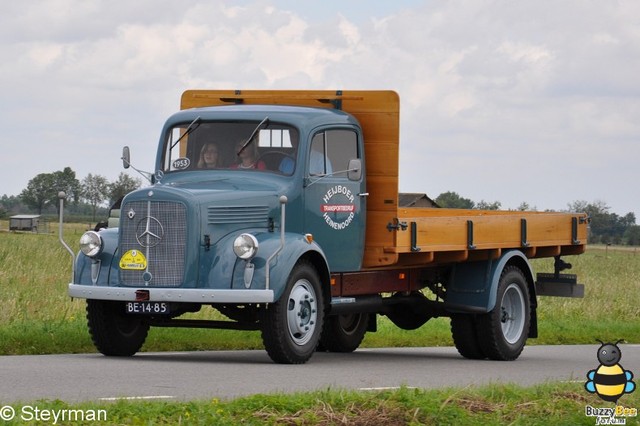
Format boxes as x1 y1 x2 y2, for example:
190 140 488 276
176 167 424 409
476 266 531 361
320 313 369 353
86 300 149 356
450 314 486 359
260 261 326 364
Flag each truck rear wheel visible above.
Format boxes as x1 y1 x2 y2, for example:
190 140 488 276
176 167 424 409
476 266 530 360
450 314 485 359
86 300 149 356
320 313 369 353
260 261 325 364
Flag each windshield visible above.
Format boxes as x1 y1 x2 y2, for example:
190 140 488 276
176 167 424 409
162 121 299 175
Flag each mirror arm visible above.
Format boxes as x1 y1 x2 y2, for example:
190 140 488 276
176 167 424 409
121 146 153 183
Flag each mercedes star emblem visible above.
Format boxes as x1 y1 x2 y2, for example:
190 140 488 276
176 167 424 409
135 216 164 248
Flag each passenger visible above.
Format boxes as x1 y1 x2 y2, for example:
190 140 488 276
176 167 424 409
231 141 266 170
278 156 295 174
198 142 222 169
309 146 333 175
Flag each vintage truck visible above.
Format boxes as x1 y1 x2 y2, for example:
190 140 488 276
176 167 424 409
61 90 588 364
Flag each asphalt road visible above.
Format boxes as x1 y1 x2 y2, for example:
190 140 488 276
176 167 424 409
0 345 638 403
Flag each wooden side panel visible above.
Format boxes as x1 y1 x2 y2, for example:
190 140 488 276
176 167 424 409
391 208 588 263
363 211 399 267
340 93 400 267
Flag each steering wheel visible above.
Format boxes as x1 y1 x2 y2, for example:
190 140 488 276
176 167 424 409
256 151 296 174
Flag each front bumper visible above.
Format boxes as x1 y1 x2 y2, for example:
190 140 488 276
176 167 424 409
68 283 274 304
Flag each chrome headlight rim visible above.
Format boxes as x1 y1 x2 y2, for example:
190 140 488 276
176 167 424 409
233 233 259 260
79 231 104 258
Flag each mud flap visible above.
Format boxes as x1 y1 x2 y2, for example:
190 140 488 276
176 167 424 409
535 273 584 298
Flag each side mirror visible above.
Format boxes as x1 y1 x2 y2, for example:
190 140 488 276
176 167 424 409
347 159 362 181
122 146 131 169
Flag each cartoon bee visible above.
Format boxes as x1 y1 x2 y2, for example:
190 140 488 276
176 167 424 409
585 340 636 403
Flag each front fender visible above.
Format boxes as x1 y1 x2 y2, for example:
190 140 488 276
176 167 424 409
73 228 119 286
211 232 327 302
262 235 328 302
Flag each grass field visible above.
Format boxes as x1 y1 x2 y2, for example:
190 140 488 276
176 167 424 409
0 220 638 355
1 221 639 424
4 382 638 425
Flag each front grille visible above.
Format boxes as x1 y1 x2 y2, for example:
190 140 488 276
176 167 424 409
208 205 269 225
119 201 186 287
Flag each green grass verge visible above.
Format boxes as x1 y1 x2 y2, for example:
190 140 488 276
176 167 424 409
1 223 639 355
4 382 638 425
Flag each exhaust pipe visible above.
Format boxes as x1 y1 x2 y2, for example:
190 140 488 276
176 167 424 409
58 191 75 281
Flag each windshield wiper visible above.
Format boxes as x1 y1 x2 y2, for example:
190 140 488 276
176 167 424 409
237 117 269 156
171 116 201 150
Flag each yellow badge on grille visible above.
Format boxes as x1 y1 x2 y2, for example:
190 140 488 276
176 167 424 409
119 249 147 270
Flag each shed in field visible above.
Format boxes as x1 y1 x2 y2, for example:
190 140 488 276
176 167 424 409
9 215 41 231
398 193 439 208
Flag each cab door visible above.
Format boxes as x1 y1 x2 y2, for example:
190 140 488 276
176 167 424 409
303 128 366 272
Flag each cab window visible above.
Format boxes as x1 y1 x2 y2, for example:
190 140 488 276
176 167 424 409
309 129 358 176
162 121 298 174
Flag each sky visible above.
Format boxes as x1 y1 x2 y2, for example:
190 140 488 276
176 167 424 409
1 0 639 219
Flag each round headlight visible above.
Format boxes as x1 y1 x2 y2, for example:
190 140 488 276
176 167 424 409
79 231 103 257
233 233 259 260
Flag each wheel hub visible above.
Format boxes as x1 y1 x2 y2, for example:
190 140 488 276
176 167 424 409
500 283 525 344
286 280 318 346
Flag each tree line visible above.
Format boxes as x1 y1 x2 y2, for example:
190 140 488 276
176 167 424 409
1 171 638 245
0 167 141 221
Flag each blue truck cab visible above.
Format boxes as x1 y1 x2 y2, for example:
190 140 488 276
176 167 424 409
69 98 369 364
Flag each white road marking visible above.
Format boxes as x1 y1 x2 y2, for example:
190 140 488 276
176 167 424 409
98 395 175 401
358 386 417 391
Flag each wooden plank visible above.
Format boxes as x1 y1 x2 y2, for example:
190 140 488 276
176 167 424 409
366 176 398 212
363 246 398 267
364 142 398 177
182 90 360 108
363 211 398 267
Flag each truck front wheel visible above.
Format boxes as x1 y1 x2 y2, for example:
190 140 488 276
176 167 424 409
476 266 530 360
319 313 369 353
260 261 326 364
86 300 149 356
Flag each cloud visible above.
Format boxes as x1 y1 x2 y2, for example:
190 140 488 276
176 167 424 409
0 0 639 218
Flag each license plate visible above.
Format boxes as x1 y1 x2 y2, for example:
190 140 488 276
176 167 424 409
125 302 169 315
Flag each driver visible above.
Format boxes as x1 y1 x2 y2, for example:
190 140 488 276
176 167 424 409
197 142 222 169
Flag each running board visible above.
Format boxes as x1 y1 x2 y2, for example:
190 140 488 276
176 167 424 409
329 294 485 316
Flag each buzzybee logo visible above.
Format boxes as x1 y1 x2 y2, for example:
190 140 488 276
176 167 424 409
584 340 637 425
585 340 635 403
